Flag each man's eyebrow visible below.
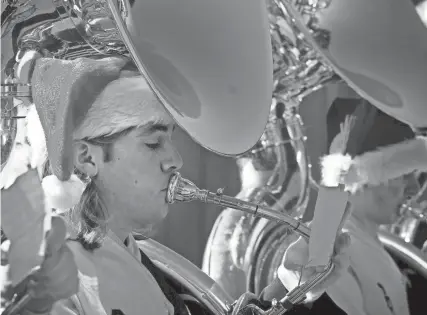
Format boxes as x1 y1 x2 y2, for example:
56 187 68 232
137 120 175 135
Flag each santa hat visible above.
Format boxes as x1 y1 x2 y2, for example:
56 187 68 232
20 54 156 210
320 98 427 192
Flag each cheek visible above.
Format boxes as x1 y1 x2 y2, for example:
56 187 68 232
111 146 162 192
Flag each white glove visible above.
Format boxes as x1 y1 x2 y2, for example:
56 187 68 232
277 231 351 303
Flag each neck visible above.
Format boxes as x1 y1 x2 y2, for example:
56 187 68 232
101 197 155 243
98 189 133 244
108 217 133 243
83 180 134 245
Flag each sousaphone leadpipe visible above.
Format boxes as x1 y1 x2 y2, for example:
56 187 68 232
166 172 335 314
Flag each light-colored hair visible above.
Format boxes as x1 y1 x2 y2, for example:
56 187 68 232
42 128 133 250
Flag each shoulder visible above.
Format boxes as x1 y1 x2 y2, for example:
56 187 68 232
63 240 109 315
21 296 83 315
50 296 83 315
66 240 96 273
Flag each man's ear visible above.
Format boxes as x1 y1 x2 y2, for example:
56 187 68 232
73 140 103 177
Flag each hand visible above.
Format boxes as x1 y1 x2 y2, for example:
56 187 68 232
277 232 351 302
231 292 266 315
329 115 356 155
2 216 79 314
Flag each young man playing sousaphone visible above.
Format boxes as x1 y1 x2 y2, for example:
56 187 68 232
323 99 416 315
320 98 427 315
1 55 352 315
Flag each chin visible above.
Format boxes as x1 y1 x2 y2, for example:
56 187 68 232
134 225 156 238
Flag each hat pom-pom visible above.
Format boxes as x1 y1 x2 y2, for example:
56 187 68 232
320 153 353 188
42 174 85 211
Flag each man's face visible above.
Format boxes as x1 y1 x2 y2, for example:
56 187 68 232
95 111 183 233
350 176 411 225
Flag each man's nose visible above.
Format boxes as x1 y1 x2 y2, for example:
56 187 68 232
161 144 183 173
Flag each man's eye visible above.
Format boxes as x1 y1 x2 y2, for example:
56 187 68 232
145 138 163 150
146 142 161 150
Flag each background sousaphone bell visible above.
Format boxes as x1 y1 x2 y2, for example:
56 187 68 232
286 0 427 129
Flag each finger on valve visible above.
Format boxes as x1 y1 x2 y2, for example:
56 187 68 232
231 292 264 315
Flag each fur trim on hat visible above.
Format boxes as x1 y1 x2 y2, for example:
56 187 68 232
320 137 427 192
320 153 353 188
42 174 85 211
73 76 166 140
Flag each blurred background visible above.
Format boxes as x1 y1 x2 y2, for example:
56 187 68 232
154 83 350 267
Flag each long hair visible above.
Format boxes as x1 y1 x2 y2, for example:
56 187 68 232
42 128 133 251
